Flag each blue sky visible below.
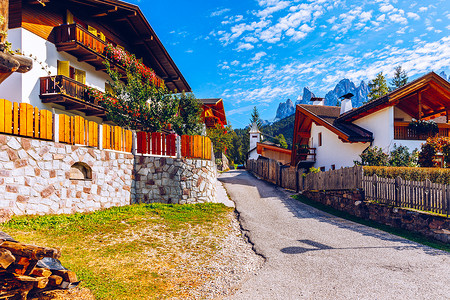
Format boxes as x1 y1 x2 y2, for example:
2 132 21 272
130 0 450 128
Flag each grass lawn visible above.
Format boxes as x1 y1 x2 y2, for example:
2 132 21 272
0 203 234 299
292 195 450 253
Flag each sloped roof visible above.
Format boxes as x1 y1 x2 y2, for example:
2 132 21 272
298 105 373 142
198 98 227 125
338 72 450 122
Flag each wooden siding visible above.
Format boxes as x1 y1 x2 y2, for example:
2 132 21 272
8 0 22 29
22 4 63 42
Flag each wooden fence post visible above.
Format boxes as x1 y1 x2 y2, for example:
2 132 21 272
373 174 378 201
176 135 181 158
52 110 59 143
395 176 401 207
446 186 450 218
98 123 103 150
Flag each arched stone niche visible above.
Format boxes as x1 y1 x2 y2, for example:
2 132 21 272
70 162 92 180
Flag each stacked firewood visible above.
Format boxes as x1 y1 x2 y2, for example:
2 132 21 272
0 239 78 300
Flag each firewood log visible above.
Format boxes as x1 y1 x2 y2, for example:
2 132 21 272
30 267 52 278
47 275 63 286
0 248 15 269
0 241 61 260
13 274 48 289
51 270 77 283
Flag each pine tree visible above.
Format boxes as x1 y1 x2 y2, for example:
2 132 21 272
250 106 262 130
275 134 288 149
390 66 408 90
368 72 389 101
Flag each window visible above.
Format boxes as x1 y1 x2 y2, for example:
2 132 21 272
331 164 335 170
318 132 322 147
320 167 325 172
70 162 92 180
57 61 86 84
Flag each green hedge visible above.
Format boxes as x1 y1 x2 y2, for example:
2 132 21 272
363 166 450 185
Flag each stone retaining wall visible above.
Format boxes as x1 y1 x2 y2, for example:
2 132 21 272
0 134 217 220
134 156 217 204
303 190 450 244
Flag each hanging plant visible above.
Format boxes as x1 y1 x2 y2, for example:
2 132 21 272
408 119 439 136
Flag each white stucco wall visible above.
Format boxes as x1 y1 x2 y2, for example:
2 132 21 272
310 123 368 170
0 29 22 102
248 149 259 160
353 106 394 152
0 28 110 123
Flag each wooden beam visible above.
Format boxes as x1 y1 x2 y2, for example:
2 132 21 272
134 36 153 45
418 92 422 120
91 6 118 18
77 54 98 62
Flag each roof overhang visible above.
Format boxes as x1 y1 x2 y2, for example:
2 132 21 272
339 72 450 122
257 142 292 155
199 98 227 125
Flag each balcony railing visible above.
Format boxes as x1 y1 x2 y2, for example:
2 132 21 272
40 75 105 116
54 24 164 87
394 122 450 140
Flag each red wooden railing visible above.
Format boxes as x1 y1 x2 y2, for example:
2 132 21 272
136 132 176 156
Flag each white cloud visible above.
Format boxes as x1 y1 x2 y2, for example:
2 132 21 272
406 12 420 20
235 43 255 51
395 39 403 44
389 13 408 25
211 8 231 17
230 60 240 66
418 7 428 12
379 4 394 13
255 0 290 18
252 51 267 61
376 14 386 22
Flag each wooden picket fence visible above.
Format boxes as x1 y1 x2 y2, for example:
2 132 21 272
136 131 176 156
300 166 363 191
362 175 450 216
181 135 212 160
0 99 213 159
102 124 133 152
0 99 53 140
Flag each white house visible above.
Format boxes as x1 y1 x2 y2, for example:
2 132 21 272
1 0 190 123
291 72 450 170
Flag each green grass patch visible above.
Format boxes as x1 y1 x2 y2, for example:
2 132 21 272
1 203 233 299
292 194 450 252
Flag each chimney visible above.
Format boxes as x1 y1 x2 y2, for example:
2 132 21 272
340 92 353 115
310 97 324 106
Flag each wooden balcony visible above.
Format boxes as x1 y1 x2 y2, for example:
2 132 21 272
39 75 106 117
394 122 450 140
54 24 164 87
204 116 224 128
295 147 316 169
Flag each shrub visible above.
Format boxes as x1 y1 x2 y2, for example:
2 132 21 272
363 166 450 184
418 143 436 167
389 144 411 167
355 146 389 166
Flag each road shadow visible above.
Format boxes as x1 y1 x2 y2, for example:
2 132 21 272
221 170 448 257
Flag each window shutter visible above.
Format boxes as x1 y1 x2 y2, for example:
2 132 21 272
57 61 70 77
88 25 98 36
66 10 74 24
75 69 86 84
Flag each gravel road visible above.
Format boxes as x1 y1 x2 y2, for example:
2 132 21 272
220 170 450 300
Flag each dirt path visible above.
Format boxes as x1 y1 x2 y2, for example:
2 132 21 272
220 170 450 300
